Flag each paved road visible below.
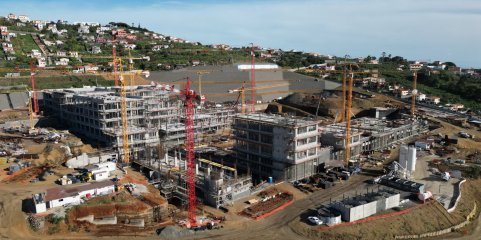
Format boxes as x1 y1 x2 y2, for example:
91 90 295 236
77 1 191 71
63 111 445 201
190 175 371 240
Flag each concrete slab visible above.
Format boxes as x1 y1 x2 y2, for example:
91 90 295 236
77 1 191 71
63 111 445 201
0 94 11 110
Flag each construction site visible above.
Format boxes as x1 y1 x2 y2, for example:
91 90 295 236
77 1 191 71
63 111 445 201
1 50 481 240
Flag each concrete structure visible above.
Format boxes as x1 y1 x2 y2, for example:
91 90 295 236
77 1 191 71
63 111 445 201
320 118 425 161
159 109 236 147
32 180 115 213
233 113 331 182
43 85 233 158
148 64 341 103
66 151 118 168
330 189 400 222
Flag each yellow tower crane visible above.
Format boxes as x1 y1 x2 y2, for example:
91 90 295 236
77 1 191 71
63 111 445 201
227 83 289 113
117 58 130 163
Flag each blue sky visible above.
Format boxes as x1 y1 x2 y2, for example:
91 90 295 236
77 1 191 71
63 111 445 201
2 0 481 67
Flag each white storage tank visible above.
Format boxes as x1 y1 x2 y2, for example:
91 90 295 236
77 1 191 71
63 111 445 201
407 146 417 172
399 145 408 169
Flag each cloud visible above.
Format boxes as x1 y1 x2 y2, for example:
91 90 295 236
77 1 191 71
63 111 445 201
1 0 480 67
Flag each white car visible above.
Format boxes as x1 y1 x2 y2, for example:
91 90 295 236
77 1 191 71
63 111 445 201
307 216 323 225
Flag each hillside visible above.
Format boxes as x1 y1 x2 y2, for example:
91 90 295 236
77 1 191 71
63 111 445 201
0 16 327 71
299 59 481 111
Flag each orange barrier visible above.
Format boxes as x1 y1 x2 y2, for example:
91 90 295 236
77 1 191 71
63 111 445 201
254 199 294 221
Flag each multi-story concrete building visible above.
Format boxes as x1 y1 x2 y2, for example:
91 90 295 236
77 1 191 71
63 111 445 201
233 113 330 182
43 85 234 159
320 117 426 160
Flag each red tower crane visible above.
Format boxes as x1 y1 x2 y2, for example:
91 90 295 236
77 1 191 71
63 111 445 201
29 61 39 114
182 77 197 226
250 43 256 112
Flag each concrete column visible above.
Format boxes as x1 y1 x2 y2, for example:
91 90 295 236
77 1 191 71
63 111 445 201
207 166 211 176
174 150 178 167
164 152 168 163
195 163 199 175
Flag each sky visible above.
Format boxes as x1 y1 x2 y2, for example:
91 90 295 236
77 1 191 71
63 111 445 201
2 0 481 67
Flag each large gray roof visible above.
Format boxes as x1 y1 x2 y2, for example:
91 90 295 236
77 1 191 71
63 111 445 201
148 65 341 103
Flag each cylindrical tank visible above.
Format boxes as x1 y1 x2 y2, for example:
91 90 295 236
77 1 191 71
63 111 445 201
399 145 408 168
418 191 432 202
407 146 417 172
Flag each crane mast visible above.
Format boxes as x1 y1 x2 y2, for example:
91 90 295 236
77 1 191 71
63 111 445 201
183 78 197 226
344 66 353 165
112 36 119 87
118 58 130 163
411 71 417 116
250 43 256 112
29 61 39 114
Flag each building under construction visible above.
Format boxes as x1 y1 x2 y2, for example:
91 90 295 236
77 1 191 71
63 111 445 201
133 155 252 209
319 117 427 160
42 85 234 158
232 113 331 182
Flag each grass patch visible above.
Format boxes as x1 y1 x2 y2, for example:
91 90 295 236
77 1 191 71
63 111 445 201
10 34 40 56
0 75 114 89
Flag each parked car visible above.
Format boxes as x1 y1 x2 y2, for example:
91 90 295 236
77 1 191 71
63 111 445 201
307 216 323 225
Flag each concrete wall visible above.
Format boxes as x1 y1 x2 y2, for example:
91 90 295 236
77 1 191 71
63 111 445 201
49 196 80 208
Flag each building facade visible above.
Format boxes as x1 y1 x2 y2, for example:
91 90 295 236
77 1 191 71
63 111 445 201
233 113 330 182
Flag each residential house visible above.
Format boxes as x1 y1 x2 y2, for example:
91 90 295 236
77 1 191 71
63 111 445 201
6 56 16 61
16 22 26 27
31 180 115 213
55 58 70 66
7 13 16 20
416 93 426 101
395 88 409 98
409 63 423 71
191 59 200 66
426 96 441 105
31 49 42 58
126 34 137 42
96 37 107 44
18 15 30 23
210 44 230 50
152 45 169 51
43 40 55 47
55 40 64 45
1 32 10 41
448 66 462 74
91 46 102 54
37 57 47 68
69 51 79 58
368 59 379 64
446 103 464 111
56 51 67 57
78 25 90 34
35 23 44 30
124 44 136 50
0 26 7 32
112 29 128 38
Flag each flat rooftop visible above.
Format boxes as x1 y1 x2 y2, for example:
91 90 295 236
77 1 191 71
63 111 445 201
235 113 321 128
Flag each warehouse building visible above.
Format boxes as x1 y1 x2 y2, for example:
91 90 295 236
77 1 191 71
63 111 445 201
232 113 331 182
